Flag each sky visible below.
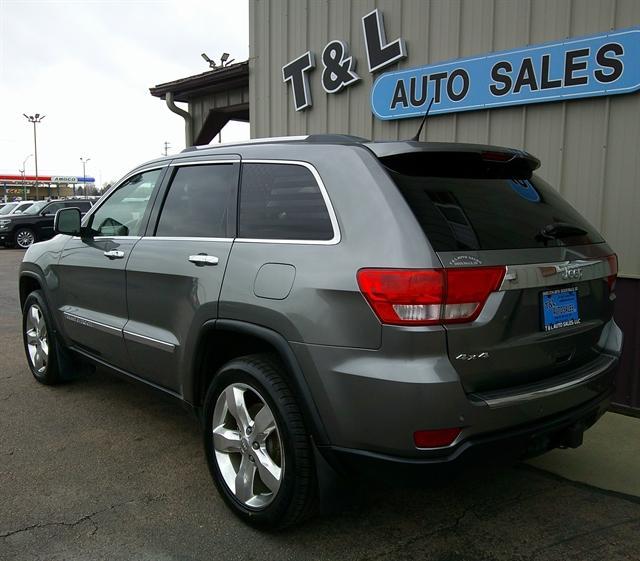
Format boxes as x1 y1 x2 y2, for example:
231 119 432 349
0 0 249 187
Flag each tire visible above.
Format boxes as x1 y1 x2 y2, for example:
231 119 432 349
22 290 65 385
15 227 36 249
203 354 317 530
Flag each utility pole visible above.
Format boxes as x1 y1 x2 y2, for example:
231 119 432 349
21 154 33 200
80 157 90 199
163 141 171 156
23 114 45 199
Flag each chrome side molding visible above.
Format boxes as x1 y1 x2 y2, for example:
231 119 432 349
62 311 122 336
123 330 176 353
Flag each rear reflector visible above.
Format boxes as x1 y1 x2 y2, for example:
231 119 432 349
414 428 461 448
357 266 505 326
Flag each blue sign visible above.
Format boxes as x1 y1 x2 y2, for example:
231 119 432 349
371 27 640 120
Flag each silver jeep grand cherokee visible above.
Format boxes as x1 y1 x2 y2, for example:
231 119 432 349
19 135 622 529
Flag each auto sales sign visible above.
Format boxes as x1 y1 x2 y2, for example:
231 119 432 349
371 27 640 119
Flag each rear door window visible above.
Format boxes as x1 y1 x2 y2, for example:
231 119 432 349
384 158 603 251
239 162 334 241
155 163 238 238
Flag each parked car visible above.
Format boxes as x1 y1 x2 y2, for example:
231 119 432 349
1 198 92 248
7 201 35 215
0 202 20 215
18 136 621 529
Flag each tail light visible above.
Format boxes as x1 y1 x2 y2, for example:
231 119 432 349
357 266 505 326
606 254 618 293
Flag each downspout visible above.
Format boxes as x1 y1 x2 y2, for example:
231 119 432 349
165 91 193 147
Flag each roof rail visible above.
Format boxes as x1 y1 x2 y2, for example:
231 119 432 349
179 134 371 153
180 135 309 153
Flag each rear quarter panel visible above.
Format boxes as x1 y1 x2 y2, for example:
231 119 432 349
219 144 441 349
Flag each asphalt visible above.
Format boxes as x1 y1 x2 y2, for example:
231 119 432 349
528 411 640 498
1 247 639 561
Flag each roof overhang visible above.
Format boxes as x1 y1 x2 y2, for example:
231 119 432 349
149 61 249 102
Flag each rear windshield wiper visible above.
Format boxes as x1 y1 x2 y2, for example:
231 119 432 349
536 222 587 243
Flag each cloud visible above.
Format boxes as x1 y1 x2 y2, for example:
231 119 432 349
0 0 249 186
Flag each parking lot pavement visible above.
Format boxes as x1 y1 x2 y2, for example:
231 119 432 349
1 247 639 561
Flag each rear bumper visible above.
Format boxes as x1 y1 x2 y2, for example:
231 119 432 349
320 388 612 473
291 320 622 458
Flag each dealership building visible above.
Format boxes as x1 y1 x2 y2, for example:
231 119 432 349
151 0 640 412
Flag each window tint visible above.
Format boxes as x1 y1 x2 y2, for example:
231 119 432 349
155 164 237 238
14 202 33 214
89 169 161 236
239 163 333 240
66 201 91 212
387 168 604 251
23 201 47 215
42 202 65 216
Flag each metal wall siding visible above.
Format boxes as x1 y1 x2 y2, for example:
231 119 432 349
307 0 330 135
249 0 640 277
350 0 376 139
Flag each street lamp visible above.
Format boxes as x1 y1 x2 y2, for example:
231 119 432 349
23 114 46 199
80 157 90 198
20 154 33 200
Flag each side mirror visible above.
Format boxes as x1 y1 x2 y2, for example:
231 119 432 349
54 207 82 236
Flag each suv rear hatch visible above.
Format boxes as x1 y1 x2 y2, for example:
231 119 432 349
367 142 617 394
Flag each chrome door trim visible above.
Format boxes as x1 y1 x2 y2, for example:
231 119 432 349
170 159 239 166
70 235 142 241
62 312 122 336
123 330 176 353
141 236 233 242
237 159 341 246
499 259 610 291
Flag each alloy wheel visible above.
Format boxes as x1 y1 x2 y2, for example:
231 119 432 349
16 229 35 248
25 304 48 374
212 383 284 509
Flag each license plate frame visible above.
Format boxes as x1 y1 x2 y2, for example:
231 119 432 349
541 287 580 332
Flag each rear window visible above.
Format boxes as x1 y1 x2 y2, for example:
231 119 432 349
384 158 603 251
239 162 334 241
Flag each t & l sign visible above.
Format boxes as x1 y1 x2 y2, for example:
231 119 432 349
282 9 406 111
280 9 640 119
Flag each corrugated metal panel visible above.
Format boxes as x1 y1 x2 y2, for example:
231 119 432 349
613 279 640 410
249 0 640 277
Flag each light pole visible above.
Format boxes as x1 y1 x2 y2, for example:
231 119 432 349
20 154 33 200
80 157 90 198
23 114 46 199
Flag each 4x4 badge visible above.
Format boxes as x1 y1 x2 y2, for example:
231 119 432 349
456 352 490 361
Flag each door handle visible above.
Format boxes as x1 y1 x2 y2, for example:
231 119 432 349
188 254 219 266
104 250 125 259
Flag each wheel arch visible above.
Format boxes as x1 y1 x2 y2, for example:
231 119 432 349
187 319 330 445
19 271 44 309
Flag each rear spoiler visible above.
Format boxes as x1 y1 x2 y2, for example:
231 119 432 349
365 141 540 179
